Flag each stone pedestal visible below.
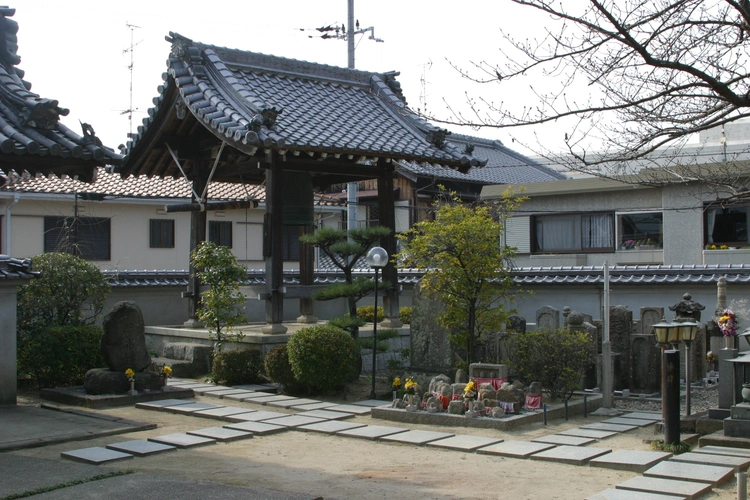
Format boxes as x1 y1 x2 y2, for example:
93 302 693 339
718 348 739 408
724 403 750 438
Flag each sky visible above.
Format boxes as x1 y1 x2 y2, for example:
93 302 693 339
12 1 571 158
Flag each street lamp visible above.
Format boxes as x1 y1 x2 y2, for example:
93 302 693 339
678 320 700 416
366 246 388 399
652 317 680 445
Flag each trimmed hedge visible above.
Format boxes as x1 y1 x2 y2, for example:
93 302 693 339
355 306 413 325
264 344 308 395
287 324 360 392
210 349 264 385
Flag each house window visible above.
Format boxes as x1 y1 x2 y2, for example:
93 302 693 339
705 205 748 246
209 220 233 248
149 219 175 248
618 212 663 249
533 213 614 253
44 216 111 260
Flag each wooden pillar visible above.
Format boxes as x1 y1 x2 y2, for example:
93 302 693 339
297 224 318 323
184 164 207 328
262 151 287 334
377 159 402 328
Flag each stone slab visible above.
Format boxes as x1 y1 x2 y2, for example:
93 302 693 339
135 399 196 410
587 488 687 500
261 415 326 428
350 399 391 407
164 402 223 414
619 412 664 421
426 435 503 452
106 439 176 456
200 389 251 398
168 383 215 390
290 402 338 411
231 384 279 392
617 476 713 500
296 409 354 420
223 391 261 401
223 421 287 435
297 420 367 434
380 430 455 445
322 404 372 415
186 426 254 442
147 433 216 448
532 434 595 446
246 395 297 405
189 386 227 394
530 445 612 466
589 450 672 473
669 451 750 472
580 422 638 433
694 445 750 458
557 428 618 439
643 461 735 486
336 425 410 440
61 446 133 464
224 410 287 422
266 398 321 409
192 406 253 419
476 440 555 459
231 391 274 400
602 417 657 427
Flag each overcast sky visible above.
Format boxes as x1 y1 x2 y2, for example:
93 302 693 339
13 1 570 158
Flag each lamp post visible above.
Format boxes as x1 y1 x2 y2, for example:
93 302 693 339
366 246 388 399
678 320 700 416
652 318 679 416
652 317 680 445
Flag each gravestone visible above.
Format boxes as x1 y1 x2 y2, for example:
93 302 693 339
630 307 663 394
410 280 453 371
569 311 599 389
507 315 526 333
536 306 559 331
610 306 633 391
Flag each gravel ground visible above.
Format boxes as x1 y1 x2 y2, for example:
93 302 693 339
614 385 719 414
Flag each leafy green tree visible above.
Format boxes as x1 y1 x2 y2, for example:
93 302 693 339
190 241 247 354
397 189 522 367
300 226 391 338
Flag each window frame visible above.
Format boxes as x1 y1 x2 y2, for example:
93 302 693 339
616 211 664 250
208 220 233 248
149 218 175 249
43 216 111 260
532 211 615 254
704 203 748 247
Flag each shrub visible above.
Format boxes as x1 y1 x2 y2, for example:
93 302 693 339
287 324 360 392
356 328 399 353
356 305 383 323
328 314 364 337
18 325 105 389
210 349 264 385
399 307 412 325
264 344 308 395
506 328 594 401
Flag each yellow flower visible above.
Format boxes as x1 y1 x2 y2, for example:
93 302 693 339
125 368 135 379
162 365 172 377
392 377 401 388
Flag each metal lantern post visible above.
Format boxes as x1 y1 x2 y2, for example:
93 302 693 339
652 318 679 415
366 246 388 399
652 317 681 444
678 321 700 416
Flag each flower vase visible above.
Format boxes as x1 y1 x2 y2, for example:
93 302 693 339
392 390 397 402
465 399 477 418
726 336 736 349
128 379 136 396
405 394 418 412
162 378 168 390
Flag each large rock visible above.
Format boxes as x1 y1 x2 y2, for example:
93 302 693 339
101 301 151 372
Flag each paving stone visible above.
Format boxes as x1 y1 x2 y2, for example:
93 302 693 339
619 412 662 421
617 476 713 499
231 384 278 392
532 434 595 446
224 421 287 435
246 395 298 405
589 450 672 473
580 422 638 433
223 391 261 401
296 409 354 420
224 410 287 422
669 451 750 472
186 427 253 442
336 425 410 440
350 399 391 407
165 402 223 414
476 440 555 459
231 392 272 400
557 428 618 439
171 383 215 390
106 440 177 456
190 386 227 395
694 445 750 458
643 461 735 486
530 445 612 466
201 389 252 398
192 406 253 419
290 402 338 411
266 398 321 409
426 435 503 452
147 433 216 448
297 420 367 434
602 417 657 427
323 404 372 415
587 488 688 500
61 446 134 464
381 430 454 445
261 415 326 428
135 399 196 410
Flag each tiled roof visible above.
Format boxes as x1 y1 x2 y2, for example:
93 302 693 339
398 134 566 185
121 33 487 180
103 264 750 288
0 255 36 280
0 8 121 187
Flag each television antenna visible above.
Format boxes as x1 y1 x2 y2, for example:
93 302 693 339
122 22 142 139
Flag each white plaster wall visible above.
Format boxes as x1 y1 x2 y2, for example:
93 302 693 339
661 183 706 266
